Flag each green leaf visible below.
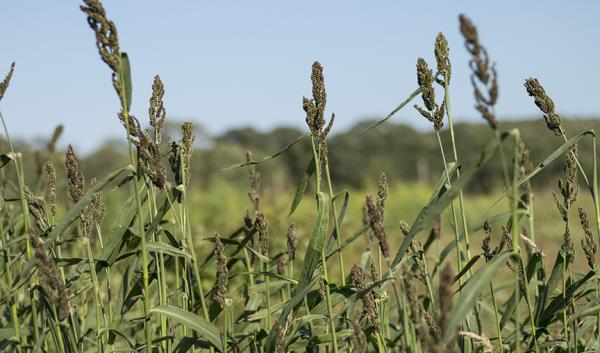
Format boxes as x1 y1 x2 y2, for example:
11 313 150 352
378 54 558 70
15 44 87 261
120 52 132 111
364 87 422 131
150 305 223 352
222 134 308 170
295 192 330 291
444 251 512 342
538 270 595 326
289 156 315 216
147 241 191 259
500 252 543 329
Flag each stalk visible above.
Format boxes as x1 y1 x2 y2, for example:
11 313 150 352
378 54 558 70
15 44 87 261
115 69 153 352
320 249 339 353
324 163 345 285
1 111 41 346
83 236 105 353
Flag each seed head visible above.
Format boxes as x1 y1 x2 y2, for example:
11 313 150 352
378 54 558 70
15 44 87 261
459 14 499 130
351 264 380 331
524 78 562 136
434 32 451 79
90 177 106 227
24 187 47 231
65 145 84 203
416 58 436 111
399 220 410 236
352 316 367 353
45 161 57 218
376 172 388 216
579 207 597 269
481 219 499 262
304 61 335 164
149 75 166 144
47 125 64 153
0 62 15 103
256 212 269 255
273 320 287 353
365 195 389 258
181 122 194 185
286 223 296 261
213 233 229 309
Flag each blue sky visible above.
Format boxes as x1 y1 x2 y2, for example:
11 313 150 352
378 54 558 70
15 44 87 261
1 1 599 152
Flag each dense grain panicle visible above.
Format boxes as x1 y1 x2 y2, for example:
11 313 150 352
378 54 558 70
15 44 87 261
214 233 229 309
304 61 335 163
351 264 380 331
256 212 269 255
435 32 451 80
65 144 85 203
47 125 64 153
414 57 445 132
30 229 69 320
24 186 47 231
416 58 436 111
459 14 499 130
45 161 57 217
181 122 194 185
0 62 15 103
399 219 410 236
579 207 597 269
365 195 389 258
90 177 106 226
149 75 166 144
119 113 166 188
524 78 563 135
80 0 120 73
377 172 388 216
481 219 499 262
286 223 296 261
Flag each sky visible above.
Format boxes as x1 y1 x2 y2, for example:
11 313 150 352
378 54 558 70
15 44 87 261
1 1 599 153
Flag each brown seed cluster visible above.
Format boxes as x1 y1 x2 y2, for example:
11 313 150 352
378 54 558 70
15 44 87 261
578 207 597 269
45 161 57 217
481 220 499 262
303 61 335 164
554 146 578 224
434 33 451 82
65 145 84 203
459 14 499 130
524 78 562 136
24 187 47 231
80 0 125 105
365 195 389 258
414 58 445 132
214 233 229 309
149 75 166 145
286 223 296 262
119 112 166 189
351 264 380 331
256 212 269 256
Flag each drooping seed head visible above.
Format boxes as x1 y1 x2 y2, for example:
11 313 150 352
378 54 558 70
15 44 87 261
416 58 436 111
524 78 563 136
579 207 597 269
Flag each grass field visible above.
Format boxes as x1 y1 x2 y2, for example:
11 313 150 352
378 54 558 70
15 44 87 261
1 1 600 353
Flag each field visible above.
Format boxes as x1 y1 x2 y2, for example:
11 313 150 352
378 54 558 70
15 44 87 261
1 1 600 353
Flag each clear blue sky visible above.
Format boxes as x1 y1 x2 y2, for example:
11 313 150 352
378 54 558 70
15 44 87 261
1 1 599 153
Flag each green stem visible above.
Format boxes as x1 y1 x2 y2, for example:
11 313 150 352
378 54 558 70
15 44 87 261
320 249 339 353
